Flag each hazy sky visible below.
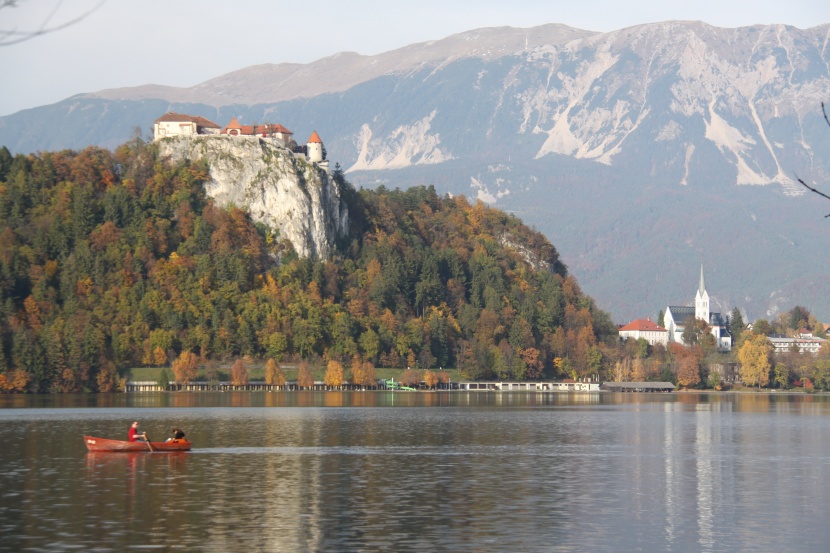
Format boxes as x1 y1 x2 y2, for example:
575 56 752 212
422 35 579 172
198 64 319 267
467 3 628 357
0 0 826 116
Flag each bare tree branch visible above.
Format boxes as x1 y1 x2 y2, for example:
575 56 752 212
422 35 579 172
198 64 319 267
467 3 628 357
797 176 830 218
0 0 105 46
796 102 830 217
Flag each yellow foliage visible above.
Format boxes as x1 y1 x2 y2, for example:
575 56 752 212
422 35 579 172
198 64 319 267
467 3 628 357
324 360 345 387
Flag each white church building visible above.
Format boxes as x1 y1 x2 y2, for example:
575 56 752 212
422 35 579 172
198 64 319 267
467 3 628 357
663 266 732 351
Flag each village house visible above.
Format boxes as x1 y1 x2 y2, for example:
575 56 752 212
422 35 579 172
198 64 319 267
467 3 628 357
618 318 668 347
153 112 221 138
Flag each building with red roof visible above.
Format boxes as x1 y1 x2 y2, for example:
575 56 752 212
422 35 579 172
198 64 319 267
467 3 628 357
154 112 221 140
618 318 668 346
153 112 329 172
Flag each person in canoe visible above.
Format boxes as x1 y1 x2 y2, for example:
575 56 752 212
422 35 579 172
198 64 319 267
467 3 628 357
166 428 186 443
127 421 148 442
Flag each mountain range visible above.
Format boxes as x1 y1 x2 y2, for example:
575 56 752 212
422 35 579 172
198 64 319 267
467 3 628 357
1 21 829 323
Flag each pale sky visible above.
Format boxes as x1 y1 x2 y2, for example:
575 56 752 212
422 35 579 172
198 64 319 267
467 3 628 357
0 0 827 116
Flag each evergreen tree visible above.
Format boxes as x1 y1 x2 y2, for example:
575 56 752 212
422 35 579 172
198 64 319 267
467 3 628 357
729 307 745 338
0 146 12 181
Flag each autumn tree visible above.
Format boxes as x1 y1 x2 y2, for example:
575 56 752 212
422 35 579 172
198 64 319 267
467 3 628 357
423 369 439 388
230 358 249 386
613 357 631 382
153 346 167 367
265 358 285 386
296 361 314 388
399 368 422 387
351 355 377 387
676 354 701 388
324 360 345 387
738 333 772 388
630 357 646 381
171 351 199 384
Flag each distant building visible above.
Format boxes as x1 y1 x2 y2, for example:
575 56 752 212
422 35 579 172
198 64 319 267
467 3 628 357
618 318 668 346
220 117 295 147
153 112 328 171
664 265 732 351
153 113 221 139
307 131 323 163
768 336 827 355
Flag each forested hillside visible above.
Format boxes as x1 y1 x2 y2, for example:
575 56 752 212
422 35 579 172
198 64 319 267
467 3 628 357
0 140 616 392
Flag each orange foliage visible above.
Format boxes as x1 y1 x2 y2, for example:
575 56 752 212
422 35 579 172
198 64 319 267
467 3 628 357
89 221 122 250
0 370 33 393
23 296 41 331
399 368 422 386
171 351 200 384
153 347 167 367
423 370 439 388
231 358 249 386
265 358 286 386
296 361 314 388
676 355 701 388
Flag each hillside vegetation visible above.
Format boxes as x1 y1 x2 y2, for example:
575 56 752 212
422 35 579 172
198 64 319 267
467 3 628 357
0 141 616 392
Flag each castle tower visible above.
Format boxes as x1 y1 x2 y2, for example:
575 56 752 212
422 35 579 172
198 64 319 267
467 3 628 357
224 117 242 136
694 264 710 323
307 131 323 163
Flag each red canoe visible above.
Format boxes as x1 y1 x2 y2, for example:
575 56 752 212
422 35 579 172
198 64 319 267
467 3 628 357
83 435 192 452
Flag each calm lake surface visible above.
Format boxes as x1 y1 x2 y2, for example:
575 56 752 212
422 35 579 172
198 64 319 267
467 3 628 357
1 391 829 552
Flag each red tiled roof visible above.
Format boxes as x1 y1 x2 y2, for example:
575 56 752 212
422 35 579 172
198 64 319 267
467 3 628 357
154 112 220 128
307 131 322 143
619 319 667 332
221 120 293 137
267 124 292 134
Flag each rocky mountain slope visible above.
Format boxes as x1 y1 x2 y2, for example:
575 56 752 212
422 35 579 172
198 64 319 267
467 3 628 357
1 21 829 322
159 136 348 259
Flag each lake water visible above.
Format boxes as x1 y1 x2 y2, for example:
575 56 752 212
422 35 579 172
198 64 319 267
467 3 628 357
1 391 828 552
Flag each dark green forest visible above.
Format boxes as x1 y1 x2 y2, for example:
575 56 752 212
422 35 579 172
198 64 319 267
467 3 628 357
0 140 618 392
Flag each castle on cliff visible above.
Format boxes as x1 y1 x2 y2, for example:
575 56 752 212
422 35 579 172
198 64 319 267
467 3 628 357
153 112 328 172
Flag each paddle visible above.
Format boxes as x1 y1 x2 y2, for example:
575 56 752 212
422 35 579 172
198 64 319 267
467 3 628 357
143 432 154 452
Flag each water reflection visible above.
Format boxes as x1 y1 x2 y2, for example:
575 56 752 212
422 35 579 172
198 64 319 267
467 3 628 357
2 392 830 552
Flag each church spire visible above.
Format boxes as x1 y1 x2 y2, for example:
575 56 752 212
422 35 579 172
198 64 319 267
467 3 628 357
695 264 709 323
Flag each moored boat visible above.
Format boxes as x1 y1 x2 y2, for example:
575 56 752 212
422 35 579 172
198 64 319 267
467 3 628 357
83 435 191 452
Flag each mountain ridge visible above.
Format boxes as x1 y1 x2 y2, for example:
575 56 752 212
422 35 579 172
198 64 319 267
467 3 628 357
1 20 829 323
88 23 596 106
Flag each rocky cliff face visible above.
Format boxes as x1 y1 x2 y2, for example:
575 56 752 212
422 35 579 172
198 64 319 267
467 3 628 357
158 135 348 259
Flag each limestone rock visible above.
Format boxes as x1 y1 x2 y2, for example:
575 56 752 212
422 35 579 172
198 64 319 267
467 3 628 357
159 135 348 259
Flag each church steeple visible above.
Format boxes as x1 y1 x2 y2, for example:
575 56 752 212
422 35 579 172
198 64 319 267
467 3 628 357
695 264 710 323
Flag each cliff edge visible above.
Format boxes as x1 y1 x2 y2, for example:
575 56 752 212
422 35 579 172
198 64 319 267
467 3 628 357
158 135 348 259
